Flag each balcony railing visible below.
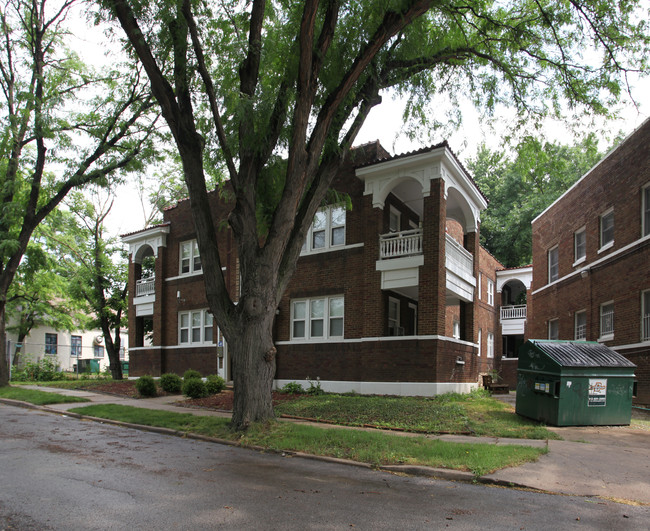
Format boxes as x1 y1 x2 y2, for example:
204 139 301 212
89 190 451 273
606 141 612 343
445 234 473 279
500 305 527 320
135 277 155 297
379 229 422 259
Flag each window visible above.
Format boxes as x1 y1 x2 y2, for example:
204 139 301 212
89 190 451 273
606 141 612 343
291 296 344 340
548 319 559 340
389 206 401 232
180 240 201 275
119 347 125 360
478 273 482 300
487 332 494 358
574 228 586 263
642 184 650 236
71 336 82 357
388 297 400 336
575 311 587 340
599 210 614 250
487 279 494 306
94 344 104 358
548 246 559 283
302 206 346 253
642 291 650 341
600 301 614 339
45 333 57 355
179 309 214 345
477 328 482 356
453 320 460 339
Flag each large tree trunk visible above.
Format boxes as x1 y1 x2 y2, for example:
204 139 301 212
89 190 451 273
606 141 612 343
12 332 26 367
0 304 9 387
226 297 277 431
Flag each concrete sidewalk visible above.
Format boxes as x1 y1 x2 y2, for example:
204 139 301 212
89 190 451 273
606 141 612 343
4 386 649 506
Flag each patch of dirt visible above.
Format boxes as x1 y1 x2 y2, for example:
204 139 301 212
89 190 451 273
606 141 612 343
77 380 304 411
179 390 305 411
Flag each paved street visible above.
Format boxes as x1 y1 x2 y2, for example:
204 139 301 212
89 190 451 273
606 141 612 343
1 405 647 530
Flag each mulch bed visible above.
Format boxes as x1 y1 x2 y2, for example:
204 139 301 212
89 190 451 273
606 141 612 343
78 380 303 411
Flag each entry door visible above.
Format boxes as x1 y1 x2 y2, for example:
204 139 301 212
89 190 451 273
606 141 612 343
216 327 230 381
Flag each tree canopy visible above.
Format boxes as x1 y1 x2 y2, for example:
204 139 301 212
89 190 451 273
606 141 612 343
0 0 156 386
102 0 650 428
468 133 612 267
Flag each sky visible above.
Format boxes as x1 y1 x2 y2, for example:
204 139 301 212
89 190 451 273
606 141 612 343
67 6 650 239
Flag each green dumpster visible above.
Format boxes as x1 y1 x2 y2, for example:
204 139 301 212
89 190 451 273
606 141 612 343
121 361 129 375
516 340 636 426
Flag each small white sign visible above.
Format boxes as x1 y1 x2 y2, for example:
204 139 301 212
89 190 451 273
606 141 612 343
588 378 607 407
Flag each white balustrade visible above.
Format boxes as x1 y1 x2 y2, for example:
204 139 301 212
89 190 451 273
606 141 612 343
500 305 527 320
379 229 423 259
135 277 155 297
445 234 473 279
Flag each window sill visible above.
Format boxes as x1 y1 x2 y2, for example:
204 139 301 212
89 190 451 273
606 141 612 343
597 241 614 254
598 334 614 342
572 257 586 267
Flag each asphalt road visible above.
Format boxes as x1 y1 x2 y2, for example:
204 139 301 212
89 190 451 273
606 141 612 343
0 405 647 530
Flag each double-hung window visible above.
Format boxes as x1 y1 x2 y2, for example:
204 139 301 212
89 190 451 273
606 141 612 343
642 290 650 341
94 344 105 358
600 301 614 339
548 246 559 283
180 240 201 275
575 311 587 340
179 309 214 345
487 279 494 306
548 319 559 340
599 209 614 250
574 228 586 264
487 332 494 358
71 336 82 357
45 333 58 355
302 206 346 253
291 296 344 340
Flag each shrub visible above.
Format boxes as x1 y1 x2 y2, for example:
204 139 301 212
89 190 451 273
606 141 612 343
306 379 324 396
280 381 304 394
205 374 226 394
11 357 64 382
160 373 183 393
182 378 208 399
183 369 202 381
135 375 157 397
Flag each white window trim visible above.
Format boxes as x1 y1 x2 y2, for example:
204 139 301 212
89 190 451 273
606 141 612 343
179 240 202 275
574 310 587 341
477 328 482 356
453 320 460 339
408 302 418 336
548 245 559 283
478 273 482 300
573 227 586 266
178 309 214 346
598 301 614 341
487 332 494 358
290 296 344 342
301 205 346 255
548 318 559 340
389 206 401 233
598 208 614 252
388 296 400 336
487 279 494 306
642 290 650 342
642 183 650 238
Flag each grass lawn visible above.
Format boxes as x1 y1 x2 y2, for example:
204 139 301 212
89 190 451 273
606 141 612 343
0 386 90 405
275 390 560 440
69 403 546 476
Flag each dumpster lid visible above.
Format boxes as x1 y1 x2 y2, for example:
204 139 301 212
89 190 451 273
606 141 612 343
527 340 636 368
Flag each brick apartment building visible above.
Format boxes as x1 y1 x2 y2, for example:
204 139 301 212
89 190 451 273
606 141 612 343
123 141 518 396
530 118 650 405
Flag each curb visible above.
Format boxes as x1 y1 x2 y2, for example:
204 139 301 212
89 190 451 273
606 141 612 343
0 398 541 490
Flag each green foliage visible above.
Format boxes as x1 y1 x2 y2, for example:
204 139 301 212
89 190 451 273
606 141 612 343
159 373 183 393
205 374 226 394
69 404 546 475
135 375 157 397
280 381 305 395
468 134 609 266
306 379 324 396
182 378 208 399
10 358 65 382
0 386 90 406
183 369 202 381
